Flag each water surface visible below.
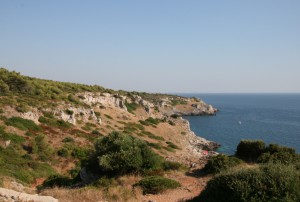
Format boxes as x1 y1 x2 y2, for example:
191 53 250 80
181 94 300 155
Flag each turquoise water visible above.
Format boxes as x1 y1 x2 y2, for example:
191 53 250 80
182 94 300 155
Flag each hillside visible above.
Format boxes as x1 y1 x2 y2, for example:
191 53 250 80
0 68 219 201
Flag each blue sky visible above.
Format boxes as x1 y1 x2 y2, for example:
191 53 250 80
1 1 300 93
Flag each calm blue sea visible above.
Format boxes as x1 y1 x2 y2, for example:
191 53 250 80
181 94 300 155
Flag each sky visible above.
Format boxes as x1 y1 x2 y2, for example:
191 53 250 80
0 1 300 93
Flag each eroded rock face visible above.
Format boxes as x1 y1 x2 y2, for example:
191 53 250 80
132 95 154 114
79 93 128 111
53 106 101 125
21 109 42 124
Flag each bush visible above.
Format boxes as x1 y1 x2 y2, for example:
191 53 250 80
189 164 300 202
236 140 265 162
139 117 161 126
39 116 72 128
5 117 41 131
57 148 69 157
204 154 243 174
136 176 181 194
162 161 184 171
65 109 74 115
166 141 181 150
71 147 90 160
94 132 163 175
91 130 102 136
41 175 74 188
62 137 74 143
257 144 300 165
170 114 180 119
125 102 139 114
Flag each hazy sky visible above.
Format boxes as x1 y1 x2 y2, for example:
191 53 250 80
1 1 300 93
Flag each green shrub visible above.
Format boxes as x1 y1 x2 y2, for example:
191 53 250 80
139 117 161 126
71 147 90 160
93 176 115 188
166 141 181 150
236 140 265 162
0 146 56 184
104 114 113 120
168 120 175 126
257 144 300 165
57 148 69 157
41 175 74 188
204 154 243 174
170 114 180 119
91 130 102 136
15 104 29 113
162 161 184 171
147 142 162 150
142 131 165 141
65 109 74 115
136 176 181 194
190 164 300 202
265 144 296 154
5 117 41 131
33 134 54 161
39 116 72 128
125 102 139 114
94 132 163 175
62 137 74 143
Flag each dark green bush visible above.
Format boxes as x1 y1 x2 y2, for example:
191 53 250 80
139 117 161 126
71 147 91 160
147 142 162 150
162 161 184 171
170 114 180 119
136 176 181 194
65 109 74 115
57 148 69 157
168 120 175 126
94 132 163 175
258 145 300 165
142 131 165 141
104 114 113 120
41 175 74 188
190 164 300 202
62 137 74 143
91 130 102 135
166 141 181 150
265 144 296 154
236 140 265 162
5 117 41 131
204 154 243 174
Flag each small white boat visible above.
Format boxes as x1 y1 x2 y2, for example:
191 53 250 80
238 121 242 125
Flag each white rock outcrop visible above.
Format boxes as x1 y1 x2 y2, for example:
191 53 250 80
0 188 58 202
79 93 128 111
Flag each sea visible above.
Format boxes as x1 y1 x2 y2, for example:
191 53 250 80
180 93 300 155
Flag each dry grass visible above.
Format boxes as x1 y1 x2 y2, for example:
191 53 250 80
40 175 143 202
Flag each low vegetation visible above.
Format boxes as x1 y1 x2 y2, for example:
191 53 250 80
191 164 300 202
5 117 41 131
136 176 181 194
203 154 243 174
92 131 163 175
189 140 300 202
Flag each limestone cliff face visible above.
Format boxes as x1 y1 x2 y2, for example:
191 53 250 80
2 92 219 165
79 92 128 111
